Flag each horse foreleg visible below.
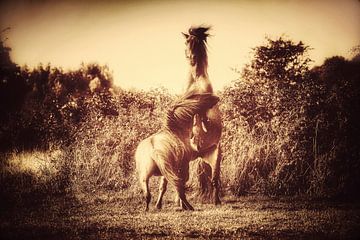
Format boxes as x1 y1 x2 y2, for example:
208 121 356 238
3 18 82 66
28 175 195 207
155 176 168 209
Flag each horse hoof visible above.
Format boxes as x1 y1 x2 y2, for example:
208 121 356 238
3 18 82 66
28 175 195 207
156 203 162 209
183 204 194 211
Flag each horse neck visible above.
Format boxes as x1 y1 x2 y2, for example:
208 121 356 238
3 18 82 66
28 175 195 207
186 65 213 94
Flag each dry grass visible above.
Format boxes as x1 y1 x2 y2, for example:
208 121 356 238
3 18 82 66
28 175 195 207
3 150 358 239
1 194 359 239
3 150 62 179
0 149 69 207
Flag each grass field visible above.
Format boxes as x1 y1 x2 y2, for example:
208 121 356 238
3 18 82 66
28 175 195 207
1 193 359 240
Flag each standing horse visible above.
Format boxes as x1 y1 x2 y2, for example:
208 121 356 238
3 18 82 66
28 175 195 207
135 26 222 211
135 94 219 211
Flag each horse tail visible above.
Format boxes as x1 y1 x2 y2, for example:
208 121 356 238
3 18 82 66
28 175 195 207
197 145 222 202
153 151 182 188
152 133 188 189
197 160 213 200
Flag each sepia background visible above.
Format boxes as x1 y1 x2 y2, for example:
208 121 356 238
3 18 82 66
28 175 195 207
1 0 360 239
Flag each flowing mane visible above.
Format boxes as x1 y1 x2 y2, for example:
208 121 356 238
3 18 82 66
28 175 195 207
183 26 211 78
165 93 219 135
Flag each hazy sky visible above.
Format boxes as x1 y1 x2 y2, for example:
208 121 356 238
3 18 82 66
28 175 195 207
1 0 359 93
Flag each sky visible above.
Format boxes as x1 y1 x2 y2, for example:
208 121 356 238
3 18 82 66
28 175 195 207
1 0 359 93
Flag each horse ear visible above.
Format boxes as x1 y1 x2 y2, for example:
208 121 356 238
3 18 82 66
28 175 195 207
182 32 189 39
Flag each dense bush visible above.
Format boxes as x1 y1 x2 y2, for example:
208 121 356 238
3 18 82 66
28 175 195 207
0 58 116 150
305 55 360 197
220 37 312 195
68 87 173 197
1 35 359 204
220 37 360 198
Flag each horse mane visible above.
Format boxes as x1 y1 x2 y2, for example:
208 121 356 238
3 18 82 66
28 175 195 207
188 26 211 42
184 26 211 77
165 93 219 134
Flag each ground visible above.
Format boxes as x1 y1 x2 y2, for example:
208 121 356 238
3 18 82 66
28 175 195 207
1 194 360 240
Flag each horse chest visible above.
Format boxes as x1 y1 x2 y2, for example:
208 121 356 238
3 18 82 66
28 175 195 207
188 78 213 94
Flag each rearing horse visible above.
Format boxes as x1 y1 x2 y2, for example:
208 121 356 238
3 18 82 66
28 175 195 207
182 26 223 204
135 26 222 211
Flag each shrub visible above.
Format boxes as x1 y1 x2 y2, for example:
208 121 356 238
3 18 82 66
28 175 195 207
67 88 173 199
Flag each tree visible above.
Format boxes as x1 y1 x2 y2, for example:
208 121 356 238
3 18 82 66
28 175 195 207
225 36 312 128
247 36 311 83
221 36 314 195
0 31 27 116
306 55 360 197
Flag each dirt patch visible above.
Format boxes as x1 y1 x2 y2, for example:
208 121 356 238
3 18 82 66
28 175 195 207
1 195 359 239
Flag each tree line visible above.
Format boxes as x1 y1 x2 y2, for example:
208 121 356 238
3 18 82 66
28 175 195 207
1 35 359 199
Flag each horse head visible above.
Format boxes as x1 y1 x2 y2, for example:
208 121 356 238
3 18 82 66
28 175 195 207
182 26 211 76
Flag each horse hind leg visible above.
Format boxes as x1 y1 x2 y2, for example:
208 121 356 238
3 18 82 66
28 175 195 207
152 149 193 210
173 194 191 210
165 173 193 210
176 184 194 211
174 195 180 207
213 147 222 205
155 176 168 209
139 175 151 211
202 145 222 205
